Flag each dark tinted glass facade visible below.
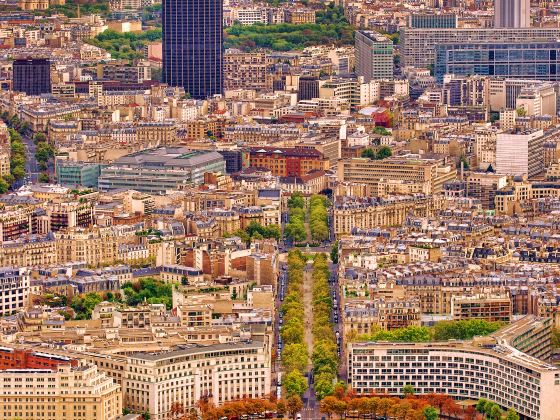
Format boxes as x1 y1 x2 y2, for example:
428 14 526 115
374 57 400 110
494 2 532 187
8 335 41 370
12 58 51 95
409 13 457 28
435 42 560 83
162 0 223 99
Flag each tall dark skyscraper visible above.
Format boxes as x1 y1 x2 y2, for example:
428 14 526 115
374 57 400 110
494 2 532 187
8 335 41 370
12 58 51 96
162 0 223 99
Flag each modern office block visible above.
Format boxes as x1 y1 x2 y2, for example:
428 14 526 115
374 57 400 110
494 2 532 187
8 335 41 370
162 0 223 99
355 30 393 82
12 58 51 95
298 76 320 101
496 128 544 177
400 27 560 69
98 147 226 193
409 13 458 28
56 161 102 188
435 41 560 83
495 0 530 28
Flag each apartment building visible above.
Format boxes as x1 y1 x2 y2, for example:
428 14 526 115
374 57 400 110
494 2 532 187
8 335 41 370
55 227 121 266
248 147 329 177
347 316 559 420
0 268 30 317
337 155 457 195
284 8 315 24
123 340 271 419
332 195 446 236
0 363 121 420
0 235 58 267
343 298 421 337
451 293 512 322
224 51 269 91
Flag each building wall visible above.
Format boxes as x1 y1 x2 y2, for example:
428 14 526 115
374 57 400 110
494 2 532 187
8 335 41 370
355 31 393 82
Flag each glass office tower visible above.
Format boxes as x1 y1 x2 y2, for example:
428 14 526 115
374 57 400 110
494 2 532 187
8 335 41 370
162 0 223 99
435 41 560 83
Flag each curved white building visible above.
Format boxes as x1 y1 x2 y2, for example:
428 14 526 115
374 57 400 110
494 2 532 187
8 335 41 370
347 316 559 420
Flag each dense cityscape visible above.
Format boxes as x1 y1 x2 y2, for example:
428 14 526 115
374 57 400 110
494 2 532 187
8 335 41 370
0 0 558 418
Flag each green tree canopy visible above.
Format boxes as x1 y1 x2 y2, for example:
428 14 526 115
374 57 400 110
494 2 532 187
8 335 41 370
283 369 308 397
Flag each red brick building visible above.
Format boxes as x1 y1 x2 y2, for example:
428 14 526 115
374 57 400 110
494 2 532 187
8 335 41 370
0 347 78 370
248 146 329 177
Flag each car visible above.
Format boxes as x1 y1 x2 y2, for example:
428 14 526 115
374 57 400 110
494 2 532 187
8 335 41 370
296 414 302 420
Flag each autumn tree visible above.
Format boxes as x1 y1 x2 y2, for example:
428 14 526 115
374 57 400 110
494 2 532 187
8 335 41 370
170 401 185 418
320 395 339 419
286 395 303 419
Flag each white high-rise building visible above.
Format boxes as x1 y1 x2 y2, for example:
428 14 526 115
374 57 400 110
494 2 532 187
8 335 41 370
494 0 530 28
496 128 544 177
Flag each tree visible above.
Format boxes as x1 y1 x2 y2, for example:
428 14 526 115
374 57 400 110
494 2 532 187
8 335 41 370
276 400 287 417
552 327 560 348
403 384 415 397
463 406 477 420
423 406 438 420
378 398 393 418
330 241 339 263
458 155 470 170
475 398 489 413
433 320 503 341
170 402 185 418
287 192 305 209
0 177 8 194
33 132 46 143
283 369 308 397
505 408 519 420
35 142 54 162
320 396 338 419
331 399 347 419
70 292 103 320
286 395 303 418
314 371 335 400
361 148 376 159
376 146 392 160
281 319 304 344
282 343 308 373
489 404 503 420
38 173 50 183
